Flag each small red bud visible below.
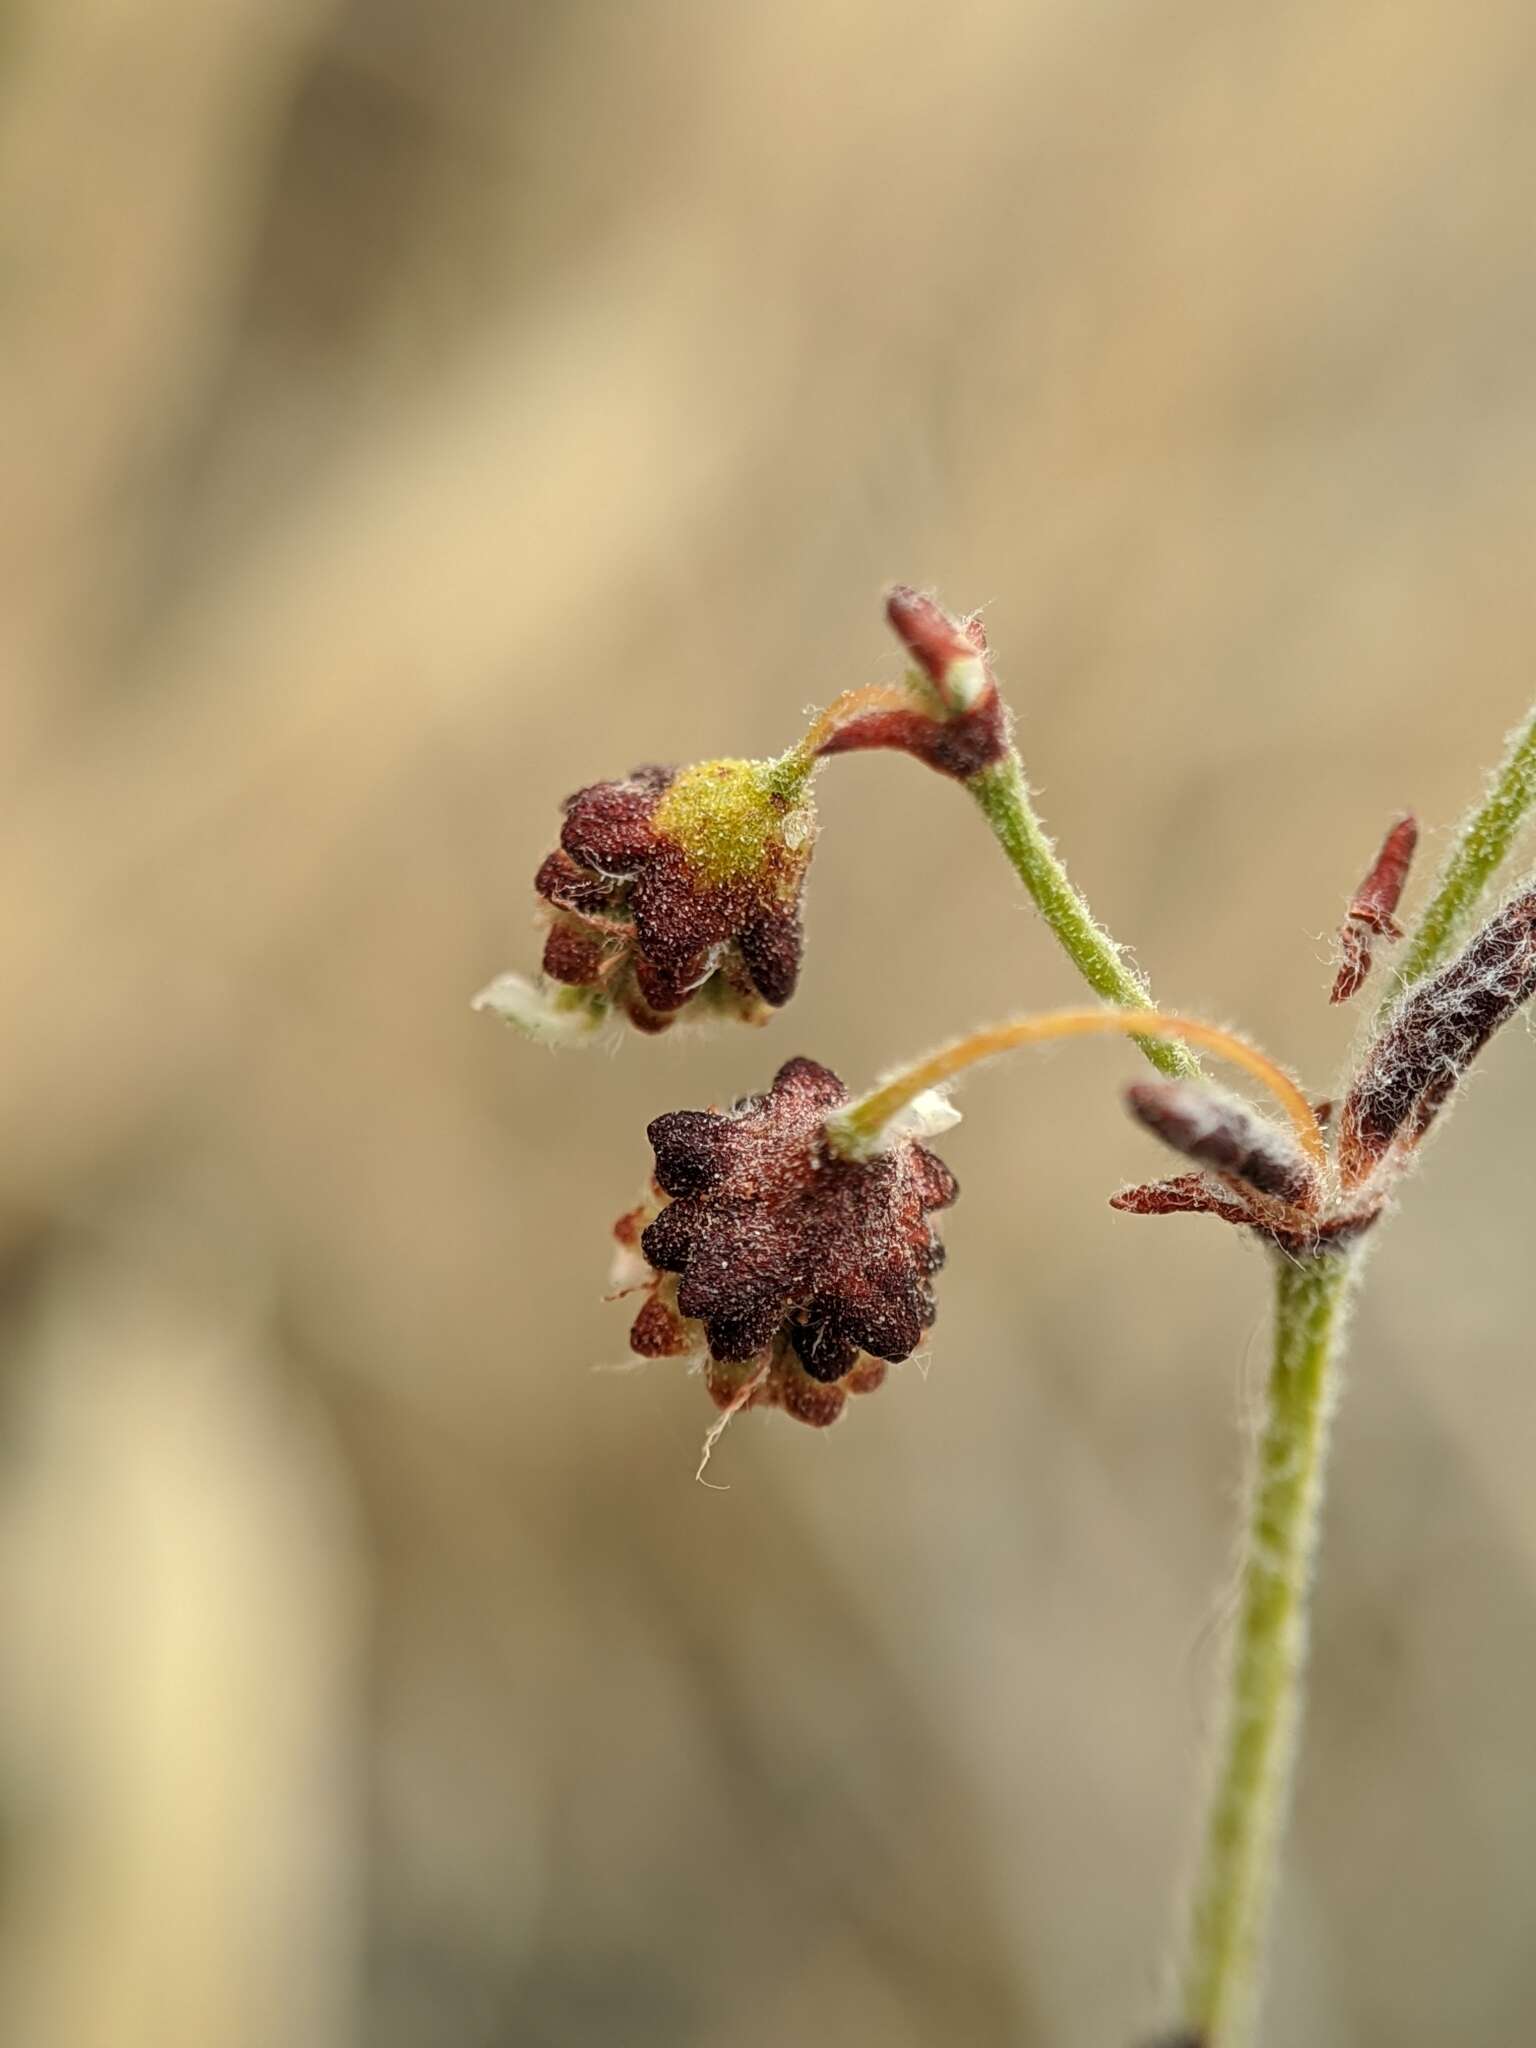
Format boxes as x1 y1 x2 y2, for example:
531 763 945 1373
885 585 987 697
1124 1080 1318 1206
817 588 1008 780
1331 814 1418 1004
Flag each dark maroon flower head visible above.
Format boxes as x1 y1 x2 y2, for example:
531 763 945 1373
532 753 818 1034
618 1056 959 1428
817 587 1008 781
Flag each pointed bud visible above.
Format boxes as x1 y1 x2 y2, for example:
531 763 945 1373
1331 813 1418 1004
1338 887 1536 1183
885 586 991 712
816 588 1008 780
1124 1080 1319 1205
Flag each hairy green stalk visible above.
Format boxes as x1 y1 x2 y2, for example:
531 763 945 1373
1387 701 1536 1004
1179 1251 1353 2045
969 754 1199 1080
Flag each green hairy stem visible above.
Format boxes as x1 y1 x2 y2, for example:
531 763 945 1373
1388 700 1536 1003
1179 1252 1353 2045
968 754 1199 1080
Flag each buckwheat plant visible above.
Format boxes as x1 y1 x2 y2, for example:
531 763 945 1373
476 589 1536 2046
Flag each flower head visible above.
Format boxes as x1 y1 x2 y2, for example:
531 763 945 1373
480 752 818 1039
617 1056 959 1428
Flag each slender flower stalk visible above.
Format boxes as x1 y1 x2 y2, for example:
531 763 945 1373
968 757 1200 1080
811 586 1200 1082
1385 700 1536 1003
1180 1251 1353 2047
827 1008 1323 1168
795 682 915 761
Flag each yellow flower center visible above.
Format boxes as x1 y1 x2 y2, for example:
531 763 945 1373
652 757 814 887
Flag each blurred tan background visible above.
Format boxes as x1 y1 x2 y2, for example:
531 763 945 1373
4 3 1536 2044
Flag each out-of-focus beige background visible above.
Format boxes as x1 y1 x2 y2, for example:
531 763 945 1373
4 5 1536 2045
